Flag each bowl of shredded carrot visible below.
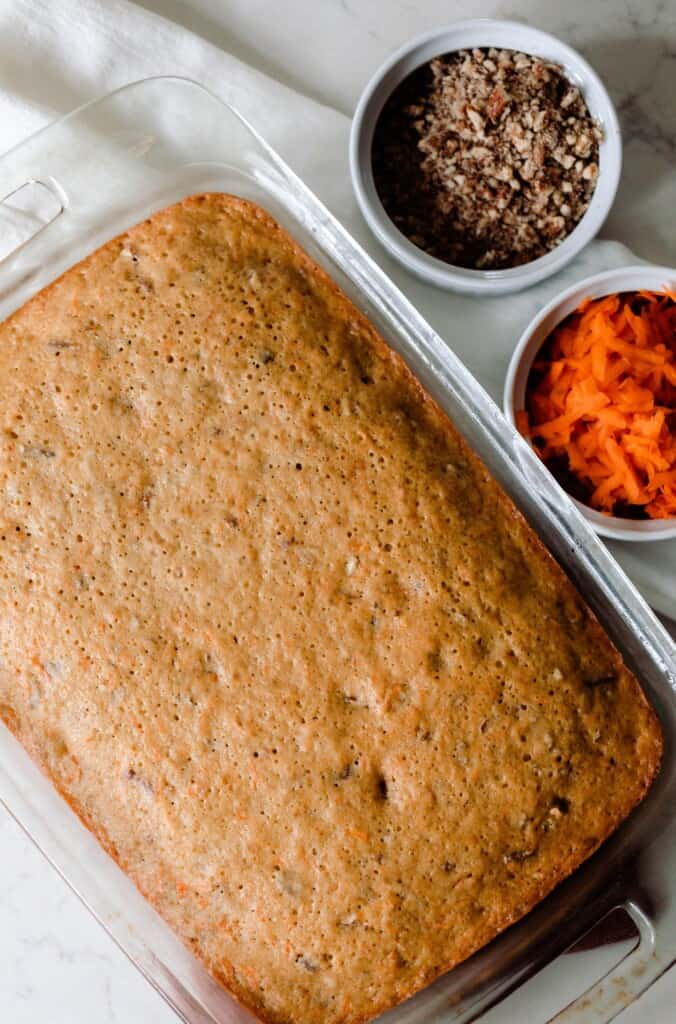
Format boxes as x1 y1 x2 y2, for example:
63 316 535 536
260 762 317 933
505 266 676 541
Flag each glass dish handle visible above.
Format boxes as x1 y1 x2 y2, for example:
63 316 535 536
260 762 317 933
0 178 65 263
552 900 661 1023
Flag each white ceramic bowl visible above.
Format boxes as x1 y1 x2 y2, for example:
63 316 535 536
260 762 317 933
350 19 621 295
504 265 676 542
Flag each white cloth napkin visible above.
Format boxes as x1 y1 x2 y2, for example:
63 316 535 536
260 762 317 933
0 0 674 615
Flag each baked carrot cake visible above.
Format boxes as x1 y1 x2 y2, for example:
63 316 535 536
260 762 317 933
0 194 662 1024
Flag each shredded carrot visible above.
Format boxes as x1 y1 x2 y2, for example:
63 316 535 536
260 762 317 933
515 409 530 436
523 289 676 518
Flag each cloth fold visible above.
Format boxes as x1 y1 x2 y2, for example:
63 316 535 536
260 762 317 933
0 0 673 613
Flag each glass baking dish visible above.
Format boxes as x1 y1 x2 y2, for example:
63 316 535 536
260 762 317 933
0 76 673 1024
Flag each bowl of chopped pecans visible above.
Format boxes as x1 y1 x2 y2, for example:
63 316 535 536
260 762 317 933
350 19 621 294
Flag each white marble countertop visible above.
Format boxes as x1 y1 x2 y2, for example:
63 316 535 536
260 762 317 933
1 1 674 1022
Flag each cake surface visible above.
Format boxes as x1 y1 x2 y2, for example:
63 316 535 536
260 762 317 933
0 194 662 1024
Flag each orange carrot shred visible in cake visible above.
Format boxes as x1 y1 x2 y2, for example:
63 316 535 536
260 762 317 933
524 289 676 518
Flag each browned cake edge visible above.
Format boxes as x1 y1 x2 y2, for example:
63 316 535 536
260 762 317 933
0 193 663 1024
